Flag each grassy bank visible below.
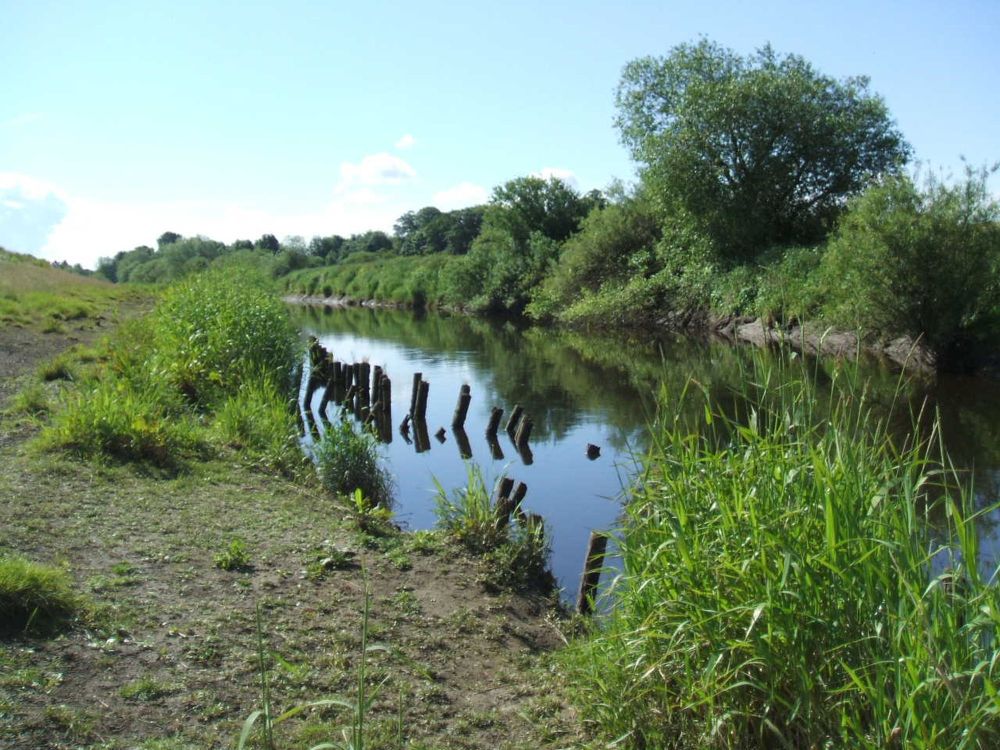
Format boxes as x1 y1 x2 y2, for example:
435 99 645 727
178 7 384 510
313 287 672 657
283 254 463 309
563 361 1000 748
0 247 144 332
0 266 583 749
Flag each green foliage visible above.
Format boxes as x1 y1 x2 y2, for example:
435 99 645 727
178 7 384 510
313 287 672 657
564 364 1000 748
0 555 80 636
214 379 306 477
214 539 252 572
315 419 393 508
285 254 461 308
45 376 205 468
528 195 662 320
434 465 552 591
617 39 910 258
42 269 299 470
153 268 299 407
394 205 485 255
821 166 1000 367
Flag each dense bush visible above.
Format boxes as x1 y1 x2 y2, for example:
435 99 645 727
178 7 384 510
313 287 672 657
44 269 302 469
528 197 661 320
154 268 299 407
821 167 1000 368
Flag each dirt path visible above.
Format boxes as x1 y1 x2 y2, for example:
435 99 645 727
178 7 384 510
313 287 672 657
0 325 587 749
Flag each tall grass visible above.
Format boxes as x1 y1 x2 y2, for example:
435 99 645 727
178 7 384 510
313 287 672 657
564 361 1000 748
42 269 302 470
434 464 553 591
154 268 299 408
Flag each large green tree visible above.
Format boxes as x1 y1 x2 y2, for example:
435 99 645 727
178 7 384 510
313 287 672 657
616 40 911 258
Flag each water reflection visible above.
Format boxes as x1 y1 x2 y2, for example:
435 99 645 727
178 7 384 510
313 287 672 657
291 305 1000 598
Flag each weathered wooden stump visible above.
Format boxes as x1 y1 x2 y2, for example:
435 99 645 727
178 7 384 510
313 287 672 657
577 532 609 615
485 406 504 437
414 418 430 453
415 380 429 421
451 384 472 430
409 372 422 417
505 405 524 436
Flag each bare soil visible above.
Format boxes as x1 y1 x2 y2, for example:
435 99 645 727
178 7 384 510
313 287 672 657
0 322 588 749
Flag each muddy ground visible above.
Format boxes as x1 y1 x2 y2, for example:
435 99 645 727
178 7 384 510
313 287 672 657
0 319 590 749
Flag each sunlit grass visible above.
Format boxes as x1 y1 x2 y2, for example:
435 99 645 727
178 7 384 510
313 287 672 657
563 359 1000 749
0 247 140 330
0 555 80 636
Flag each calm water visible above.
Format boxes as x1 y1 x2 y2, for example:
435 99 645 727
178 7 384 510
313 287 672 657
291 305 1000 598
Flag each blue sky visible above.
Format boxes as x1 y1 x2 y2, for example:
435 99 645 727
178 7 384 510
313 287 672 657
2 0 997 268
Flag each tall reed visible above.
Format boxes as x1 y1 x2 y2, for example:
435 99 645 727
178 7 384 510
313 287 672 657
564 359 1000 749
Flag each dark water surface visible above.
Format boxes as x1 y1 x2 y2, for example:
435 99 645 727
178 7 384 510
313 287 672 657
291 305 1000 598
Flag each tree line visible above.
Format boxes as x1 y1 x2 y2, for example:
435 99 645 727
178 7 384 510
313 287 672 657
102 39 999 371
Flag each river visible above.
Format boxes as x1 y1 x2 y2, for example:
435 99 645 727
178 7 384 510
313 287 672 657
291 304 1000 600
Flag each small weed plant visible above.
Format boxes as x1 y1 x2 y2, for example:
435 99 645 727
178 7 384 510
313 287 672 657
315 419 393 509
239 575 392 750
214 539 252 572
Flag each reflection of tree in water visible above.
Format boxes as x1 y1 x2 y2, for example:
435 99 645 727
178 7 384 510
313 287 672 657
290 305 1000 497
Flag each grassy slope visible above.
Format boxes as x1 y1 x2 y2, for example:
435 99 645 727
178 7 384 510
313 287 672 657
0 248 143 331
0 262 588 750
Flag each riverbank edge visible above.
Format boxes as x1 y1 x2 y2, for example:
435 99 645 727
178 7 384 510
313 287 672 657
0 305 590 748
284 293 957 378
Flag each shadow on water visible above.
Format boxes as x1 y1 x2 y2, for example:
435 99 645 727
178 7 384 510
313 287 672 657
291 305 1000 602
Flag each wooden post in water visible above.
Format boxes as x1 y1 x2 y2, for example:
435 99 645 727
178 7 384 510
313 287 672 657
414 418 431 453
514 414 534 449
318 355 337 421
505 405 524 436
415 380 429 421
452 384 472 430
359 362 371 414
380 374 392 424
485 406 504 437
409 372 422 417
577 532 609 615
493 477 517 528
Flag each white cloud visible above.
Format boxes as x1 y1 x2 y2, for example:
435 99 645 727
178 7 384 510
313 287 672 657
533 166 579 188
395 133 416 150
0 172 69 256
0 165 420 269
338 152 416 188
432 181 489 210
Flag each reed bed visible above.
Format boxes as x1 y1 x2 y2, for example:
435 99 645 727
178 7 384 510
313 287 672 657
565 360 1000 749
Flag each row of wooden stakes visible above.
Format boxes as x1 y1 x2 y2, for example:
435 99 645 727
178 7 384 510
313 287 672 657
301 339 538 462
300 338 607 613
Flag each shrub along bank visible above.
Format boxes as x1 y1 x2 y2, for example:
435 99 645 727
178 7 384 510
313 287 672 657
562 360 1000 749
40 267 305 475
